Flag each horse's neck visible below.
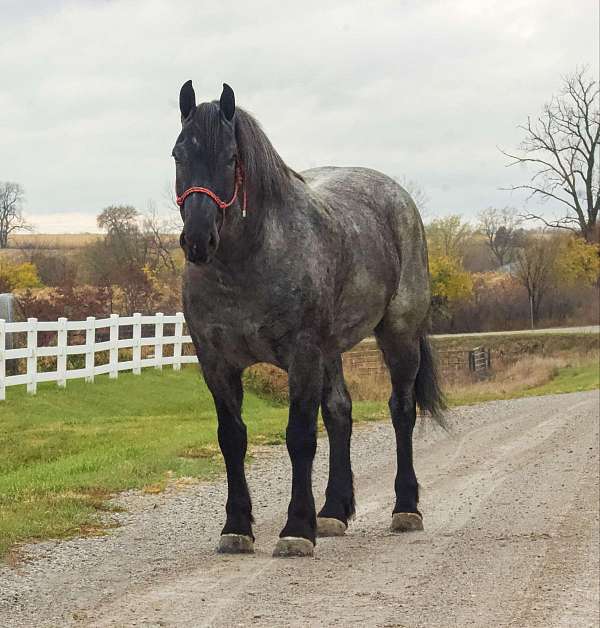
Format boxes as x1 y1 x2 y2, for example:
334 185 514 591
217 179 308 266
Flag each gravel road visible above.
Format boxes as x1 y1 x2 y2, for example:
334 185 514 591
1 391 598 627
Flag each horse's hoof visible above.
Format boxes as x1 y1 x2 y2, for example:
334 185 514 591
317 517 347 537
217 534 255 554
391 512 424 532
273 537 314 557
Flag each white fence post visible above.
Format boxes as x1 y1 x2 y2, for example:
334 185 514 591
85 316 95 383
27 317 38 395
0 319 5 402
109 313 119 379
132 312 142 375
173 312 183 371
155 312 164 370
57 317 67 388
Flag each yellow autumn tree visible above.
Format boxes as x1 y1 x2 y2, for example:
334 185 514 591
425 215 473 259
556 236 600 285
0 261 42 292
429 254 473 303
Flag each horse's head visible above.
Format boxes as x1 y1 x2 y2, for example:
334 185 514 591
173 81 237 264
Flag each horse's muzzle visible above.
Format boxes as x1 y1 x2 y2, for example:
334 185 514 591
180 228 219 265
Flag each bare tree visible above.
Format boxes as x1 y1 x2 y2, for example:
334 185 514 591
502 67 599 241
0 182 31 248
97 204 139 235
163 180 181 214
143 202 180 275
512 232 559 327
82 204 182 314
396 176 430 218
478 206 525 267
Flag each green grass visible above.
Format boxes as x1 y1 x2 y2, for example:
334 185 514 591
0 368 382 559
520 362 599 396
446 362 599 406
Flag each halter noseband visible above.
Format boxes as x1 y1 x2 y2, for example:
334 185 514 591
176 160 247 218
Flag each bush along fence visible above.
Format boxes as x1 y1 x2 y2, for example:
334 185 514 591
0 313 196 401
0 313 492 401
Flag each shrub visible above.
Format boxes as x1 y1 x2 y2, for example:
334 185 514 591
0 261 42 292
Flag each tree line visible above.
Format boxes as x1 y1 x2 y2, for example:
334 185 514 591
426 209 598 332
1 203 597 334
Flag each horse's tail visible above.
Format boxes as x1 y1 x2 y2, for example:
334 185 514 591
415 336 448 428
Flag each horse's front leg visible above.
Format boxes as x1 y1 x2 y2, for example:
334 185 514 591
202 362 254 553
273 342 323 557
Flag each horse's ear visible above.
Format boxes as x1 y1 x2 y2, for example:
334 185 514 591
220 83 235 122
179 80 196 121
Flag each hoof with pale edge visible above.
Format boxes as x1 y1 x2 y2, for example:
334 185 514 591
391 512 424 532
217 534 254 554
317 517 347 537
273 537 314 557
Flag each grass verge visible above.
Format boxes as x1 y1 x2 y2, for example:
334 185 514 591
446 353 599 406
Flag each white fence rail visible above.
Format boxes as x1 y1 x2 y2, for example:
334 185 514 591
0 313 197 401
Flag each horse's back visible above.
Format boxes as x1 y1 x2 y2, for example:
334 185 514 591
301 166 431 340
302 165 413 209
301 165 426 252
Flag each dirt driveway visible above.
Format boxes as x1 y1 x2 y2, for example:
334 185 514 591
1 391 598 627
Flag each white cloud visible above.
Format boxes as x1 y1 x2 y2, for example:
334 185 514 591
0 0 597 231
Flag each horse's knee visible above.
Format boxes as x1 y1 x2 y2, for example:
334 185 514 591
322 389 352 426
217 416 248 457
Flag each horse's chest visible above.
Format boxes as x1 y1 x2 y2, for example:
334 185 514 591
184 275 298 367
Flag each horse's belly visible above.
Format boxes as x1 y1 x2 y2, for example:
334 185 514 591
329 280 391 354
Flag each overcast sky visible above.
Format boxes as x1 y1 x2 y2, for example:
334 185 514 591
0 0 598 233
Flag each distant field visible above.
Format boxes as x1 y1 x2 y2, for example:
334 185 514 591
7 233 102 250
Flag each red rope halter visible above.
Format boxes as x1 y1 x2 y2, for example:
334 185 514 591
176 161 247 217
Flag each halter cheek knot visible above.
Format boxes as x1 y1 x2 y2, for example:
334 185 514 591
176 161 248 217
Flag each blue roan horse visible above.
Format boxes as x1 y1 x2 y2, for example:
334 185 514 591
173 81 445 557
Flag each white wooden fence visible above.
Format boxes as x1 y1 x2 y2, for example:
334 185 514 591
0 313 197 401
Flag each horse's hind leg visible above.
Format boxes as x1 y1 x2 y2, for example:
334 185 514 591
317 356 355 537
374 322 424 532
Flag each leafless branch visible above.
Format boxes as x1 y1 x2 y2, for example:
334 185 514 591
500 67 599 241
0 181 32 248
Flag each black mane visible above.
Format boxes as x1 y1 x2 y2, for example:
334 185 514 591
193 102 301 206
